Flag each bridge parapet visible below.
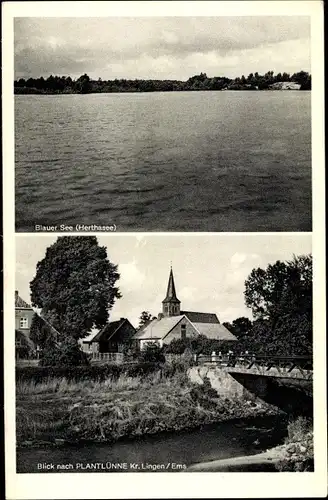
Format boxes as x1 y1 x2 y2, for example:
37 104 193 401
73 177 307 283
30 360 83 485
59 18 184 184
225 364 312 381
197 355 312 381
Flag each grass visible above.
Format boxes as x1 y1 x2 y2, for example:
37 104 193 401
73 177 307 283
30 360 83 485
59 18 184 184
16 369 279 446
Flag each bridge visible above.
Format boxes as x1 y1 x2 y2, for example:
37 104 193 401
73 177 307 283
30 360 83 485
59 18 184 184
191 354 313 415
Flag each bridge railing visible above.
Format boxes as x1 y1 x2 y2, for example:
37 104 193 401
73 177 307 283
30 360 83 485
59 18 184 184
196 354 313 371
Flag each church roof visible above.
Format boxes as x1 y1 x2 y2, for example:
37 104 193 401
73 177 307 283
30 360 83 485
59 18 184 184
134 314 237 342
181 311 219 324
193 322 237 341
162 268 180 304
134 315 185 340
15 291 32 309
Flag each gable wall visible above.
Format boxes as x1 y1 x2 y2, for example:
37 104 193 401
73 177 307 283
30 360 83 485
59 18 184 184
163 319 199 345
89 322 137 353
112 322 136 344
15 308 35 337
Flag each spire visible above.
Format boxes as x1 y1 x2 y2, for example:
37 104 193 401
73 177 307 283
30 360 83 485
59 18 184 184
162 267 181 317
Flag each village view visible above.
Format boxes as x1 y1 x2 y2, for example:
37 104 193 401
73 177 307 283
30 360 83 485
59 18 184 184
16 236 313 473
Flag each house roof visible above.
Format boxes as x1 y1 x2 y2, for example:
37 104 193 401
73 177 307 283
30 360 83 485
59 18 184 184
193 322 237 341
90 319 129 343
181 311 219 324
134 315 185 340
80 329 100 343
15 291 32 309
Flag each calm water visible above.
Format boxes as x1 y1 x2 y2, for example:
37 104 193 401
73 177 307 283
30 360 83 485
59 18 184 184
15 91 311 232
17 415 287 473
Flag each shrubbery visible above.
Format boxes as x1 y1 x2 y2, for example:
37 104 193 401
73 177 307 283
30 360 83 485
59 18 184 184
138 342 166 363
16 361 167 384
275 417 314 472
39 338 90 367
164 335 233 355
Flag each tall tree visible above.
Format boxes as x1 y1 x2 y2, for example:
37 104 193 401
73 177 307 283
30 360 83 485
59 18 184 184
75 73 92 94
223 317 253 341
138 311 155 330
30 236 121 340
243 254 312 355
244 254 312 322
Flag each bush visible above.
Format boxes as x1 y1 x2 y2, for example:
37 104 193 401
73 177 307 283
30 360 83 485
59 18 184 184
139 343 165 363
287 416 312 442
190 377 219 409
39 338 89 367
161 359 190 379
15 330 34 360
15 361 166 384
275 417 314 472
164 335 235 356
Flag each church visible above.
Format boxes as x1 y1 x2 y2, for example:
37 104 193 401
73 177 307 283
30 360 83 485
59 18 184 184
134 267 237 349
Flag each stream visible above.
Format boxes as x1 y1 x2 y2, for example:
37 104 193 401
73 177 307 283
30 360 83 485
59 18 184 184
17 414 288 473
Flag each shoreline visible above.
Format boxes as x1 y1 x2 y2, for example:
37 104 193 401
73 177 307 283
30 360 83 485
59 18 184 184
187 445 287 472
14 88 309 96
16 408 284 450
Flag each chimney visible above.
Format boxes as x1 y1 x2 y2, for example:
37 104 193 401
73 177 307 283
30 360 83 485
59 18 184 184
15 290 18 298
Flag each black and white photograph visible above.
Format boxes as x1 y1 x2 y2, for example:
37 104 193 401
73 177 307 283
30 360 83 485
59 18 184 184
15 234 313 473
14 15 312 232
3 1 326 499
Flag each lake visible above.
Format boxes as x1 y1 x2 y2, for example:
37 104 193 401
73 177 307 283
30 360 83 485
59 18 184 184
15 91 311 232
16 414 287 473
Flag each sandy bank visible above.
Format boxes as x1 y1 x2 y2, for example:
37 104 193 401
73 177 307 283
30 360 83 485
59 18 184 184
187 444 288 472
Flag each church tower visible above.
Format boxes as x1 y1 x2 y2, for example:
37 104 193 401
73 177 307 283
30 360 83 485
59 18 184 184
162 267 181 317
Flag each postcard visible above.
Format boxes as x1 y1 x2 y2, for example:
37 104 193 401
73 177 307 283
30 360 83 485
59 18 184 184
3 1 326 499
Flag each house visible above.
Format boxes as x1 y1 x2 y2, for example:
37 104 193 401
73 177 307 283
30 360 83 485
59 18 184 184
269 81 301 90
15 290 35 339
80 318 136 354
15 290 60 358
134 268 237 349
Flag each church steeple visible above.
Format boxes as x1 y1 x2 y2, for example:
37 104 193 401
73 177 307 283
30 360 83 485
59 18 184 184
162 267 181 317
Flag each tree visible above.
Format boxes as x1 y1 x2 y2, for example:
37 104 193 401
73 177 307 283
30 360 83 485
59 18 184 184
243 255 312 355
138 311 156 330
223 317 253 341
30 236 121 340
29 313 58 349
244 254 312 322
75 73 92 94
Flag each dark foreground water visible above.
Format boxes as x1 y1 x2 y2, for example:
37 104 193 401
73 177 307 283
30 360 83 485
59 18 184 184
15 91 311 232
17 415 287 473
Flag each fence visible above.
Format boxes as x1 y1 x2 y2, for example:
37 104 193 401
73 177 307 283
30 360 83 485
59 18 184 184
89 352 124 364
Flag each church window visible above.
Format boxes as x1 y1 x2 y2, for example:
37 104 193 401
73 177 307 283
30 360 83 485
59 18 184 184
19 317 28 329
181 324 186 340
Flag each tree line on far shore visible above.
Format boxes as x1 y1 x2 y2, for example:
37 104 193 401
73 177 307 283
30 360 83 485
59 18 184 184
14 70 311 94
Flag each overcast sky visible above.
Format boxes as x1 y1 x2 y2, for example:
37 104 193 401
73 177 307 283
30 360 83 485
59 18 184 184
15 234 311 329
14 17 310 80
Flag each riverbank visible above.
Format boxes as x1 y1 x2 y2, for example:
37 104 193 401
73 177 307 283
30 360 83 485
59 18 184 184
14 86 308 95
16 370 281 448
187 418 314 472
